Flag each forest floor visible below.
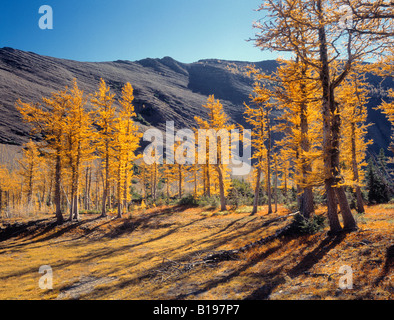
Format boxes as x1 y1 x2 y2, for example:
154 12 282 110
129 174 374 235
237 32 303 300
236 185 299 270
0 203 392 300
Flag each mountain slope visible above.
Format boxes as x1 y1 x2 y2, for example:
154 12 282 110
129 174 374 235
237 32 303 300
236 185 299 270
0 47 391 154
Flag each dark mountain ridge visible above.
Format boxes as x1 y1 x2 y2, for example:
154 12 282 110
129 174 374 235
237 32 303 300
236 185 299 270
0 47 391 155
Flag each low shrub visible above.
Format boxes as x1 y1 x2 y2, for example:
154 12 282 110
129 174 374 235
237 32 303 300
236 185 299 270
227 179 253 209
178 194 199 206
79 210 101 215
288 213 326 235
197 195 220 208
284 201 299 213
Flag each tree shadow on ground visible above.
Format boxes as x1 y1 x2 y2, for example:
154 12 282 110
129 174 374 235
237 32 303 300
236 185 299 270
174 244 283 300
102 208 180 239
243 271 286 300
29 217 100 243
0 219 47 243
373 244 394 286
0 205 187 249
69 218 290 300
287 233 348 279
103 205 188 238
243 231 352 299
74 216 209 265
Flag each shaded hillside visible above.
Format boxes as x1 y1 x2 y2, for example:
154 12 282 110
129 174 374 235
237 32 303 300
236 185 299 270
0 47 392 154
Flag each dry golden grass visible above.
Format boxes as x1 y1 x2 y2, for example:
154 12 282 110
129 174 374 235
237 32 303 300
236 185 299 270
0 204 392 300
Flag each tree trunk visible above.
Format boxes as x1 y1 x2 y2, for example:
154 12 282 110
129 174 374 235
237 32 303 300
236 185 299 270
108 185 113 211
206 165 211 197
194 167 197 196
274 158 278 213
5 191 9 217
101 153 109 217
216 164 226 211
355 186 364 214
178 164 182 199
87 167 92 211
73 194 79 221
95 172 99 212
202 166 206 196
317 0 352 233
27 165 33 209
117 202 122 219
152 163 157 201
73 162 80 222
299 64 315 219
69 186 75 221
123 168 128 214
283 167 288 202
54 153 63 225
252 166 262 215
47 176 53 207
325 180 342 233
332 103 357 230
0 187 2 218
266 117 272 215
142 167 147 200
69 159 80 222
40 177 46 212
336 186 358 230
301 187 314 220
84 167 89 211
351 123 365 213
166 175 170 199
117 164 123 219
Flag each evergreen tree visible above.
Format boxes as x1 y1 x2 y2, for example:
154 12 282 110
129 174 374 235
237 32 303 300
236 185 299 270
366 155 390 204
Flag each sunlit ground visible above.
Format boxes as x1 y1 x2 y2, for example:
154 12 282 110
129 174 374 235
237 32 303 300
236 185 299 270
0 204 392 300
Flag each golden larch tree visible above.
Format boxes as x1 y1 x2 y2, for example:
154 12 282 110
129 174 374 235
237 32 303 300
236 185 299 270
16 85 75 224
337 72 372 213
195 95 234 211
113 82 141 218
274 59 323 218
63 79 95 221
91 78 116 217
244 75 274 215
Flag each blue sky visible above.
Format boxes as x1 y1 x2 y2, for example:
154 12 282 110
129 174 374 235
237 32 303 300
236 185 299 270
0 0 274 63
